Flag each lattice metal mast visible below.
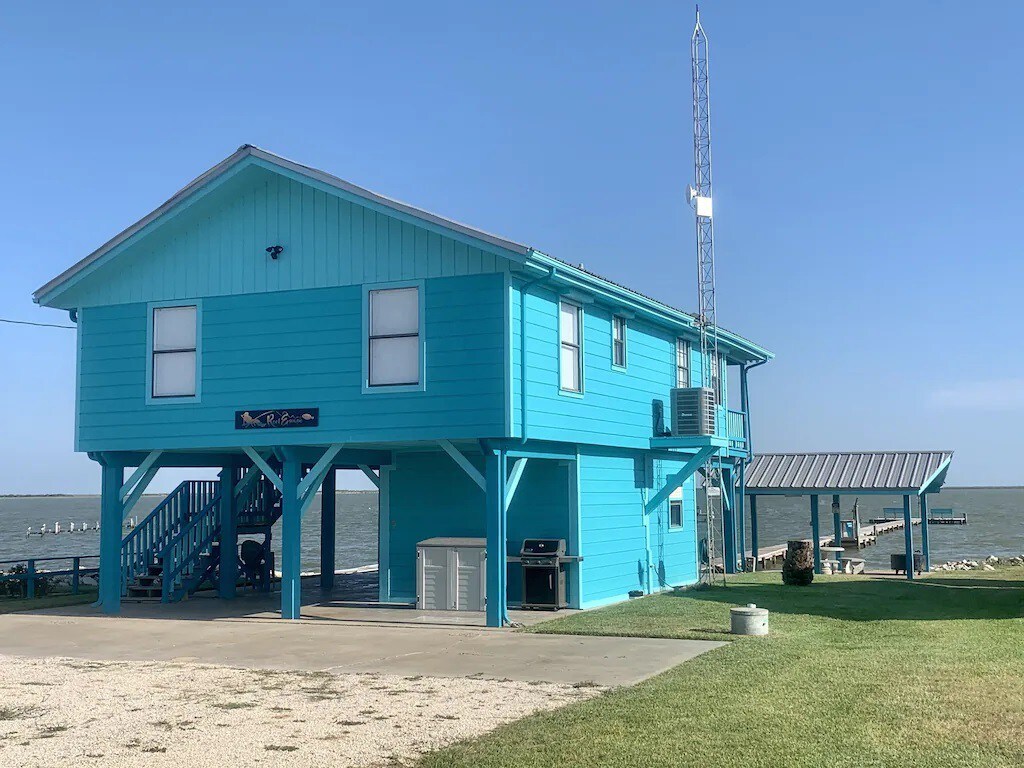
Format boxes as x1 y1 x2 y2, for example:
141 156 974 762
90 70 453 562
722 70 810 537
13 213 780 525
690 6 724 585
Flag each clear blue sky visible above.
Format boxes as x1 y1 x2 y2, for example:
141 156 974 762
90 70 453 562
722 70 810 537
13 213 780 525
1 1 1021 493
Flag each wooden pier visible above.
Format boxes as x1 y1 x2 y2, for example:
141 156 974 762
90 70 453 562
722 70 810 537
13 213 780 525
869 507 966 526
743 518 921 571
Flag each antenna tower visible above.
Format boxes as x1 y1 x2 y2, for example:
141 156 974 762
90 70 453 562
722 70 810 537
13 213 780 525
690 6 724 585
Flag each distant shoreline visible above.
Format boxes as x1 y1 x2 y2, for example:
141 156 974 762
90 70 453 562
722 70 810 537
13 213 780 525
0 489 379 499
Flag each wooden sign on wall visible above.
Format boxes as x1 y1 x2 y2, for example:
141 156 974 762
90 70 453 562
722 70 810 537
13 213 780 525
235 408 319 429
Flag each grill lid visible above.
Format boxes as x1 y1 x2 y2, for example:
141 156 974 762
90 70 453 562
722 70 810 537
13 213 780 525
520 538 566 557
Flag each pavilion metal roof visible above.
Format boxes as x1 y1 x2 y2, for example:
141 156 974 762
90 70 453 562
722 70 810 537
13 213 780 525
745 451 954 495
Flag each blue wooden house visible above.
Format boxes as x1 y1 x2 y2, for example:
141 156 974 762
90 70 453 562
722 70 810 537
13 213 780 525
34 145 773 626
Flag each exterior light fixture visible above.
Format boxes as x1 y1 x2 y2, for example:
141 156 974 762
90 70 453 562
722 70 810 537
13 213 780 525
266 245 284 259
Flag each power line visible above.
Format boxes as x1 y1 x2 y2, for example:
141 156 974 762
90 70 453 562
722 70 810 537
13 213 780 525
0 318 76 330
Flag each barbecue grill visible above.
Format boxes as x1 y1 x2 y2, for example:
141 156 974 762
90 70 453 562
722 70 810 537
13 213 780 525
518 538 571 610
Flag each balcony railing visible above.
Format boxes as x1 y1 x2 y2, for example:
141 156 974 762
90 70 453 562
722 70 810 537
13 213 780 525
726 409 747 452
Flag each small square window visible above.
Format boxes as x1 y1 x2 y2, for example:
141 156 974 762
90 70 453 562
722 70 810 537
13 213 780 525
612 316 627 368
670 499 683 529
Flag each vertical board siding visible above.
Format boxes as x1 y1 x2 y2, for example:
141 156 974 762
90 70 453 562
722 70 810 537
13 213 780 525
60 167 508 309
76 273 506 451
651 459 698 588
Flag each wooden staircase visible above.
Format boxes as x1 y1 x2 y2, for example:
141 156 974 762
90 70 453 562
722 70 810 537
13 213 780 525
121 475 280 603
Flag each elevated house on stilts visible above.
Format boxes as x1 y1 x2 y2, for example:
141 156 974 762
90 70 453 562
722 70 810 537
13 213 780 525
33 145 773 625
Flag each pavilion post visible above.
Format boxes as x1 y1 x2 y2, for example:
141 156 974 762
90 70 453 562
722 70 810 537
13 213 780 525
749 495 759 572
902 494 915 580
918 493 931 572
832 493 842 551
810 495 821 574
280 456 303 619
320 468 336 591
98 463 124 615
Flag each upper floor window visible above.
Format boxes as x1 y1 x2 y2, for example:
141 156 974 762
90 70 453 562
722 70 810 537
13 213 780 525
559 300 583 393
152 305 197 398
710 352 722 402
612 315 627 368
675 338 690 388
368 286 420 387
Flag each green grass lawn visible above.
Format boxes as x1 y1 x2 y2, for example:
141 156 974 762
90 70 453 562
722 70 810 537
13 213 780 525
419 570 1024 768
0 591 96 614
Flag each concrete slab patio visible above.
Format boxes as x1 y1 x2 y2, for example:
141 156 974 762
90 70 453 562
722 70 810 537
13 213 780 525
0 586 724 687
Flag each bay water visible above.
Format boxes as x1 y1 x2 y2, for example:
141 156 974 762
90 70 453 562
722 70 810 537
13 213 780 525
1 488 1020 574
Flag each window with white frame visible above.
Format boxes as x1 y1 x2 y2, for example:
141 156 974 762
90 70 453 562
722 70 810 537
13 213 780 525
368 286 420 387
559 300 583 393
669 486 683 528
710 352 722 402
151 305 197 398
612 315 627 368
675 338 690 388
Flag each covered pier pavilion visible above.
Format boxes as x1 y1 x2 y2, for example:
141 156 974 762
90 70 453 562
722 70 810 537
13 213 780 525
741 451 954 578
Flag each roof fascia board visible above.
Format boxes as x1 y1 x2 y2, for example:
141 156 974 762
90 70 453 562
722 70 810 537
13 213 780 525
246 151 530 263
746 488 921 496
918 456 953 496
523 253 773 363
34 149 253 306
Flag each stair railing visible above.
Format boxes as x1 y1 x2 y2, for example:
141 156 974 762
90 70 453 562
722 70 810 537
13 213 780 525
237 476 281 528
159 491 222 602
120 480 219 594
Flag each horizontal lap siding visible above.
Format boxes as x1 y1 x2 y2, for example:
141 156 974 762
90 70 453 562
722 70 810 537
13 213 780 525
506 459 572 604
578 449 698 608
578 449 648 607
518 284 677 449
652 459 698 588
60 167 509 308
76 273 506 451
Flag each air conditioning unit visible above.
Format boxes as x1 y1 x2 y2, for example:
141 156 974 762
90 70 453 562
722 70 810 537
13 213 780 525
670 387 717 436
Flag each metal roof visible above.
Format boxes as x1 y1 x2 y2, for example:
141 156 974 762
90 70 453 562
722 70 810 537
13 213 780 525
746 451 954 494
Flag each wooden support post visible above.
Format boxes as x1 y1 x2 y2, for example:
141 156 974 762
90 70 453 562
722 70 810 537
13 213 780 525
99 463 124 614
218 466 237 600
567 451 583 609
484 449 508 628
903 494 915 580
281 457 303 619
919 493 931 572
749 495 759 572
26 560 35 599
377 466 393 603
72 557 81 595
321 469 336 591
736 461 747 571
832 493 842 551
810 495 821 575
721 465 737 574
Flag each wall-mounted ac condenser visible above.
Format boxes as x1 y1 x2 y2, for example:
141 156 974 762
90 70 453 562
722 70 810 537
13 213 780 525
670 387 717 436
